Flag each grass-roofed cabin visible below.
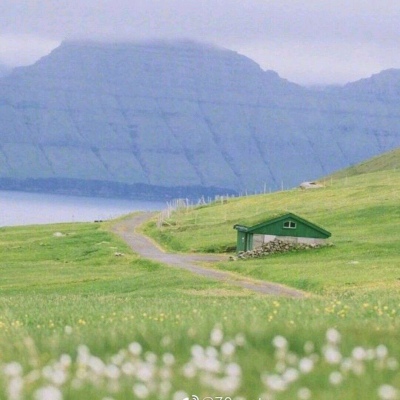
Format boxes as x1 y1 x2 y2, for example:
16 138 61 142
233 212 331 252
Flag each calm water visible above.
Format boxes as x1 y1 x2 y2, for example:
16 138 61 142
0 191 165 227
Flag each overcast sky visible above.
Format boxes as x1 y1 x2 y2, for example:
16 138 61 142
1 0 400 85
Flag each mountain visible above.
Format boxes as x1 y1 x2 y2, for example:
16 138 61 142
0 40 399 199
341 69 400 98
0 64 11 78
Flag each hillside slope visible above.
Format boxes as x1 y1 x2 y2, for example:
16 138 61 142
0 40 400 198
327 146 400 179
144 167 400 293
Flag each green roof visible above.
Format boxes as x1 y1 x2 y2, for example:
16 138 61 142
234 212 331 238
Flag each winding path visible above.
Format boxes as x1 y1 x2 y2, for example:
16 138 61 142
111 212 305 298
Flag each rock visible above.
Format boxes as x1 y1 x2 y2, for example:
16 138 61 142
53 232 65 237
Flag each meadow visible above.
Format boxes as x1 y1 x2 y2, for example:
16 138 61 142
0 167 400 399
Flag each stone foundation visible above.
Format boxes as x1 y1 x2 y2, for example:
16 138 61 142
231 238 332 260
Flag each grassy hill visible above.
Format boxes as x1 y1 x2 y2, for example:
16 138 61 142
327 146 400 179
1 157 400 399
144 166 400 294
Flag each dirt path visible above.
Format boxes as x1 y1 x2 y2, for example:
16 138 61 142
110 212 306 298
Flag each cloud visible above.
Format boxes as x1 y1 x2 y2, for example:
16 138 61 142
0 34 60 66
236 40 399 86
1 0 400 84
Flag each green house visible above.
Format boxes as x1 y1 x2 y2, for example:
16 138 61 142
233 212 331 252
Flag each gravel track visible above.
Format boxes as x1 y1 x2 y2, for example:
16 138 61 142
110 212 306 298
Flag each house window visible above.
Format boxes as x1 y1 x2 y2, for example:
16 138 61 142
283 221 296 229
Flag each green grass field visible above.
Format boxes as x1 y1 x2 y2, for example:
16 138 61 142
144 169 400 295
1 155 400 399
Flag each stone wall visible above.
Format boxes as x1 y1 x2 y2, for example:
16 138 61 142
230 238 332 260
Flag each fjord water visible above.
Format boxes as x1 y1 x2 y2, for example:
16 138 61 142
0 190 165 227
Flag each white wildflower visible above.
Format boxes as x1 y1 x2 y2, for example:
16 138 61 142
323 346 342 364
282 367 299 383
162 353 175 366
173 391 188 400
212 376 241 393
136 364 154 382
121 362 136 376
376 345 389 359
210 327 224 346
203 356 221 373
42 366 53 380
34 385 63 400
272 335 288 350
111 351 125 366
64 326 72 335
50 369 67 386
191 345 204 359
59 354 72 368
329 371 343 386
182 363 197 378
105 364 120 380
77 345 90 365
387 357 399 370
133 383 149 399
144 352 157 364
262 374 287 392
352 346 367 361
205 346 218 359
298 387 312 400
378 384 398 400
88 356 105 375
4 362 23 377
221 341 236 357
299 357 314 374
326 328 341 344
225 362 241 377
128 342 142 356
7 377 23 400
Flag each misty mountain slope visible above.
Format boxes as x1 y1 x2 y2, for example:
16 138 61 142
0 65 12 78
0 40 399 198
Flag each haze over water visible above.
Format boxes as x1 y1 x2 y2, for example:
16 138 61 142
0 190 165 227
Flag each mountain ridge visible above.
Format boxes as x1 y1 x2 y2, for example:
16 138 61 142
0 40 399 199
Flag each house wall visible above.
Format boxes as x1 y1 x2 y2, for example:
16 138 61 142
252 234 326 248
